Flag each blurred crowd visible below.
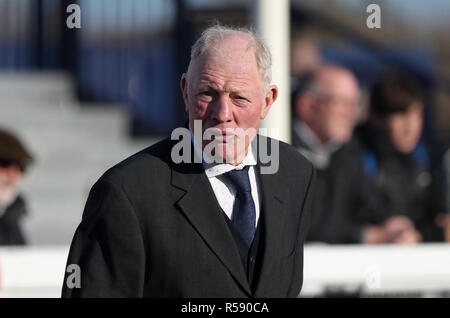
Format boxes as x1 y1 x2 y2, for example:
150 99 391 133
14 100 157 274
0 14 449 246
292 65 450 244
1 64 448 246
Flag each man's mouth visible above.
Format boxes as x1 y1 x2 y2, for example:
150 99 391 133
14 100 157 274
213 133 235 142
204 127 237 142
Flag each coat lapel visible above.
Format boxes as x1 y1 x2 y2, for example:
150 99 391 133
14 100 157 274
170 160 252 296
252 136 289 297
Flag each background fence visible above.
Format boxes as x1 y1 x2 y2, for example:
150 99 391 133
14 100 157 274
1 244 450 297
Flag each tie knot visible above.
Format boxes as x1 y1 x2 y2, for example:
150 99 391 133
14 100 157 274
224 166 252 193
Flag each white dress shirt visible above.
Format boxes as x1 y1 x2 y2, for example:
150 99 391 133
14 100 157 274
189 126 261 227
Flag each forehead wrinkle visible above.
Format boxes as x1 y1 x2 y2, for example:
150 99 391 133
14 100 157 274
197 70 257 94
189 42 263 95
204 43 258 74
198 78 250 97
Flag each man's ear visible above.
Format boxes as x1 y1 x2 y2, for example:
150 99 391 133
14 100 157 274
180 73 189 112
260 85 278 119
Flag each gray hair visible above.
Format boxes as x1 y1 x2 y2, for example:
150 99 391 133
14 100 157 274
186 24 272 93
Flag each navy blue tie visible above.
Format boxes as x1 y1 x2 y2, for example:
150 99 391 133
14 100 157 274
224 166 256 247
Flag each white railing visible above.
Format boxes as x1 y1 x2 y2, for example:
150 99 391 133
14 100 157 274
302 243 450 297
0 246 69 298
1 244 450 297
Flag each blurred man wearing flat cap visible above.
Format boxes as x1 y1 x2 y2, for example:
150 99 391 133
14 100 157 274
0 128 33 245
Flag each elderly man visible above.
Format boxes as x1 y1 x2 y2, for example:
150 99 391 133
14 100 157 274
63 25 315 298
292 65 382 244
0 128 33 245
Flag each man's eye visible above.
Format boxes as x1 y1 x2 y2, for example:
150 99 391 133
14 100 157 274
236 96 248 101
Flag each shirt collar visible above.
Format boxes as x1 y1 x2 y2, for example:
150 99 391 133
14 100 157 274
294 119 342 153
189 124 257 178
294 119 342 169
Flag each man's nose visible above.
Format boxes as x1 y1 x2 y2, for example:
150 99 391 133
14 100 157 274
212 95 233 123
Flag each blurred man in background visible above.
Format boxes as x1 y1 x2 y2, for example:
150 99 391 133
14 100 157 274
0 128 33 245
292 64 379 244
354 72 448 243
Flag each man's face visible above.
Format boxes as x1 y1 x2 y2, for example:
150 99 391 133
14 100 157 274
386 103 423 153
0 162 22 207
310 72 360 143
181 35 277 165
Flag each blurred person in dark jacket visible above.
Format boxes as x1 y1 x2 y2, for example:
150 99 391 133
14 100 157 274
354 72 447 243
0 128 33 245
292 64 383 244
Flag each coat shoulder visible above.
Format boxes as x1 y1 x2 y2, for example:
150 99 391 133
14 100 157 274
263 135 313 175
98 137 174 186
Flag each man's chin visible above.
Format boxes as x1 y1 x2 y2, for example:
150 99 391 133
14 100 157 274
333 130 353 143
203 147 241 165
205 151 236 164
